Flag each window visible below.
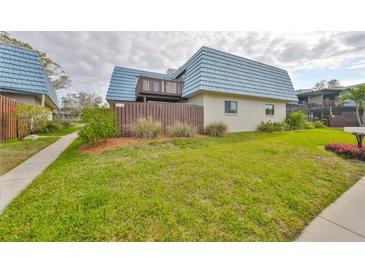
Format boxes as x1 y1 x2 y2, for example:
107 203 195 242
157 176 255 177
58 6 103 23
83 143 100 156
225 101 238 114
265 104 275 116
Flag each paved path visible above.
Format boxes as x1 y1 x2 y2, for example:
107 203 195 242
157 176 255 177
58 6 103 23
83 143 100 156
0 132 78 212
297 177 365 241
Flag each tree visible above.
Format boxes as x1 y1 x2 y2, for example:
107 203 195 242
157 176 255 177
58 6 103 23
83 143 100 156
313 80 327 91
0 31 71 90
327 79 342 88
313 79 342 90
337 86 365 126
61 92 103 114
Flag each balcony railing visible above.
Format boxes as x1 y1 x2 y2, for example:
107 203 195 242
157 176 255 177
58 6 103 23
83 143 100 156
306 100 337 108
136 76 183 98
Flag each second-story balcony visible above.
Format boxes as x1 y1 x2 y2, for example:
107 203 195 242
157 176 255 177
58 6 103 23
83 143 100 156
306 100 338 108
136 76 183 101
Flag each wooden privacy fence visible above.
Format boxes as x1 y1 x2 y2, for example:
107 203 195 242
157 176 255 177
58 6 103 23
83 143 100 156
328 112 359 127
0 95 29 141
1 95 18 141
115 102 204 136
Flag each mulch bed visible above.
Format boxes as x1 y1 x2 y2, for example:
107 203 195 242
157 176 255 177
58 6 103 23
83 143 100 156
79 135 208 154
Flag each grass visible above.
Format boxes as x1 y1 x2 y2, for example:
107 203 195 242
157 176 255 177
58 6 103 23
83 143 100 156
37 123 82 137
0 129 364 241
0 137 59 176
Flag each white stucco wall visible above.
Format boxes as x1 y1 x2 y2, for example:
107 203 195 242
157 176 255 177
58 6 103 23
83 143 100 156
188 92 287 132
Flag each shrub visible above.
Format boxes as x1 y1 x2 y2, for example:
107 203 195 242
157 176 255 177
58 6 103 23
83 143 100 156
36 121 62 133
14 105 52 138
168 122 197 137
258 121 285 132
313 121 326 128
61 121 71 128
78 108 118 145
205 122 227 136
303 121 314 129
131 118 162 138
286 111 307 130
325 144 365 161
35 120 73 133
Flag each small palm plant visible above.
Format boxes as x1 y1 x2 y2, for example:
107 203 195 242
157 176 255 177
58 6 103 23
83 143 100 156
337 86 365 126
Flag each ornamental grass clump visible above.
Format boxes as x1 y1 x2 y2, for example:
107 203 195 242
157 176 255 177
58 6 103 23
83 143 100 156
205 122 227 136
286 111 307 130
303 121 314 129
325 143 365 161
131 118 162 138
168 122 197 137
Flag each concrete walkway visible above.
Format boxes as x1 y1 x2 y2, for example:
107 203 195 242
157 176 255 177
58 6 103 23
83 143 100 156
297 177 365 241
0 132 78 212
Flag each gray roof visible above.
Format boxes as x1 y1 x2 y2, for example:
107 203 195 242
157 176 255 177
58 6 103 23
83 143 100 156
106 46 297 102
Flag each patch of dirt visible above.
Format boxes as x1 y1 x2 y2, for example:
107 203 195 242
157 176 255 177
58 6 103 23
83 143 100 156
79 135 208 154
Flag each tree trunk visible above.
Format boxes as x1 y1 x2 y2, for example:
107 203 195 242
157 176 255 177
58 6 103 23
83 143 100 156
356 105 362 126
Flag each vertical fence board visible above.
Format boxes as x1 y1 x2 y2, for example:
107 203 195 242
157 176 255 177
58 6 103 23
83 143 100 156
328 113 359 127
114 102 204 136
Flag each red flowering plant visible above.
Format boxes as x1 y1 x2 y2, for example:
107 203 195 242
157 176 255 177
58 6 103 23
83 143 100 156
325 144 365 161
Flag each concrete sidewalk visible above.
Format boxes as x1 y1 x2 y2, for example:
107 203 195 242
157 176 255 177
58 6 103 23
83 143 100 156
297 177 365 242
0 132 78 212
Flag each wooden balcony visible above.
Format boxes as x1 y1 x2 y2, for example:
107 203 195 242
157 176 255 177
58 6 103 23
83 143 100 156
136 76 183 101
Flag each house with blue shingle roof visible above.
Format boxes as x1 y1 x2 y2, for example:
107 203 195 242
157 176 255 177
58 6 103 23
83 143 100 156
0 42 58 110
106 46 297 132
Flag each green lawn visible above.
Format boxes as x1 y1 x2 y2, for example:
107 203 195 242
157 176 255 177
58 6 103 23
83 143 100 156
38 123 82 137
0 137 59 176
0 129 363 241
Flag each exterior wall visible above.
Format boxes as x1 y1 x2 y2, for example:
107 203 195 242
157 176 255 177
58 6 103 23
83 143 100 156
0 92 41 106
187 91 287 132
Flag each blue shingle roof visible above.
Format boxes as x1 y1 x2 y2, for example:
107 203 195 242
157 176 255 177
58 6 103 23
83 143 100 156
106 46 297 102
0 43 58 107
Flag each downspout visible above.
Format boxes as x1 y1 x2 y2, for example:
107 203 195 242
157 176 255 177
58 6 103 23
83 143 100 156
41 94 45 107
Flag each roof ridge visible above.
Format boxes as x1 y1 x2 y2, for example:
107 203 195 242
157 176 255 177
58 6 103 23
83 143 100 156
114 65 169 77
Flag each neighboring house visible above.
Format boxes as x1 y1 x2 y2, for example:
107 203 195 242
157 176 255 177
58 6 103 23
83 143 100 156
0 43 58 110
106 46 297 132
296 83 365 120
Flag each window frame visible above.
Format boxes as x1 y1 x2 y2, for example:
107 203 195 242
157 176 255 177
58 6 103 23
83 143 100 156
224 101 238 115
265 104 275 116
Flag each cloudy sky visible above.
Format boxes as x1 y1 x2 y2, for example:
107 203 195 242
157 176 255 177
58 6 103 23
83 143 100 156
10 31 365 99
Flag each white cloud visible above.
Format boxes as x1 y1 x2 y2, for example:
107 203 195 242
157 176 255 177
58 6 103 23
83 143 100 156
9 31 365 96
